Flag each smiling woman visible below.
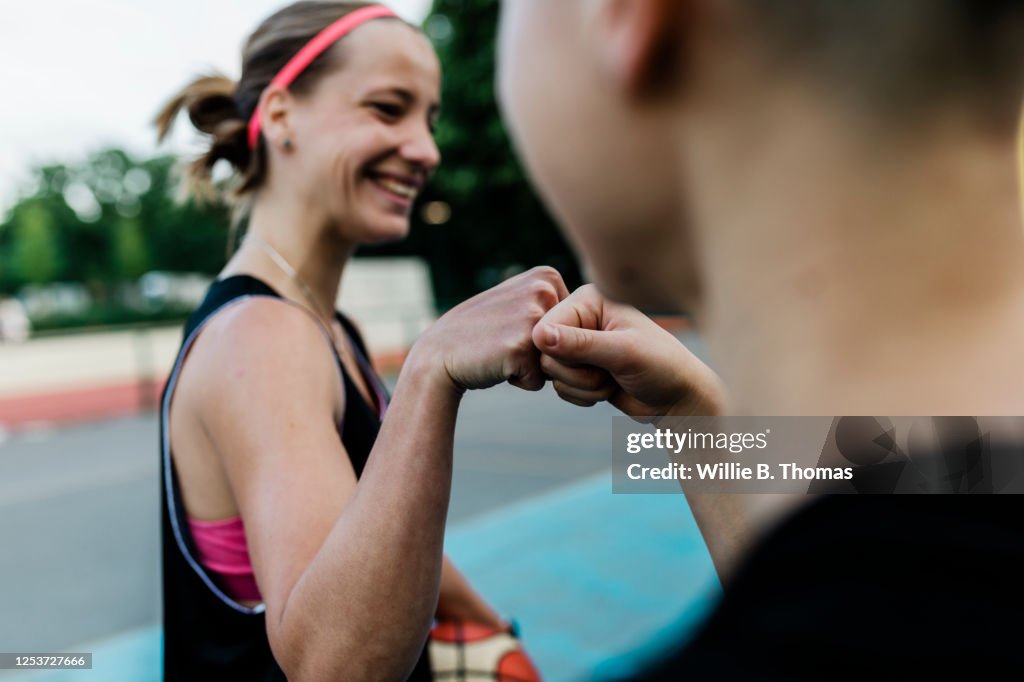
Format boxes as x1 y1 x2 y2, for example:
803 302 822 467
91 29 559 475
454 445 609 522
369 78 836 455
155 1 440 243
152 2 549 680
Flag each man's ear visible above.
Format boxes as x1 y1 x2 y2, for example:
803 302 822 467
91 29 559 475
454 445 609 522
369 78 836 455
598 0 690 96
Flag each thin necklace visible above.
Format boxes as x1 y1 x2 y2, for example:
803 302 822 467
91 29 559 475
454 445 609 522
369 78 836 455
246 233 340 347
245 232 389 418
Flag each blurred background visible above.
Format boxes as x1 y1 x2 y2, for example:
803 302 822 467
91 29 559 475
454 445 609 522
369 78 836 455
0 0 581 338
0 1 715 680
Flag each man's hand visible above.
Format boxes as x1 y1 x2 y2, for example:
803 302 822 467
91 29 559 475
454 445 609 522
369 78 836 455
532 284 726 420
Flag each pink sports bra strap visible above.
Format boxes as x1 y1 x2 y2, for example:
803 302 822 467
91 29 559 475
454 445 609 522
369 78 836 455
186 516 261 603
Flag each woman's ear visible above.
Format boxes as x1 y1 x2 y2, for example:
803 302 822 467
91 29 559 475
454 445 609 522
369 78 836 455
598 0 690 97
260 86 295 149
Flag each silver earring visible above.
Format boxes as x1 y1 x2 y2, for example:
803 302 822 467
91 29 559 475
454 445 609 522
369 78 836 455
282 138 293 150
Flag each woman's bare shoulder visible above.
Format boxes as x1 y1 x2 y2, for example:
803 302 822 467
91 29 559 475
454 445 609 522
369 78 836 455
176 296 344 424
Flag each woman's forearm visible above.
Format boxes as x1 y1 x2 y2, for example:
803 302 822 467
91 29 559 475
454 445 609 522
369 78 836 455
270 347 462 680
266 267 565 679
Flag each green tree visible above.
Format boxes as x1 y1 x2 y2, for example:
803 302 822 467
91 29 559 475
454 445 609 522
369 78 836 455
140 155 231 276
0 149 230 296
9 200 62 286
0 0 581 315
111 217 150 280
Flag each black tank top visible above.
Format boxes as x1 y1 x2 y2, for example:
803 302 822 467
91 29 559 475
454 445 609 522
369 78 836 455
160 275 432 681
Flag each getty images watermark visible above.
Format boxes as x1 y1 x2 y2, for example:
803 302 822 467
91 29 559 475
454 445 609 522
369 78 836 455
612 416 1024 494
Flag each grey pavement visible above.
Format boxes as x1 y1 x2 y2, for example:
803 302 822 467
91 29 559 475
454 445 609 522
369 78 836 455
0 380 619 655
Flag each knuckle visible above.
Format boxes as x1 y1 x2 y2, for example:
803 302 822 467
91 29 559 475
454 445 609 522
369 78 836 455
523 374 545 392
512 334 539 361
526 278 555 302
581 367 606 390
531 265 560 280
539 353 557 374
573 327 594 354
540 285 561 309
504 333 524 356
528 303 551 325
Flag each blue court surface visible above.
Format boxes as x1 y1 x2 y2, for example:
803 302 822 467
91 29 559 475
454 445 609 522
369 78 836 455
13 473 719 681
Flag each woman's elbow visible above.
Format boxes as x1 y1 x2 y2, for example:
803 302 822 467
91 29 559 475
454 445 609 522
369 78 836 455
267 616 423 681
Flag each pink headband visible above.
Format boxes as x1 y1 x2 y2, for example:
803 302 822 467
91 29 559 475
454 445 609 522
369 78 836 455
246 4 398 149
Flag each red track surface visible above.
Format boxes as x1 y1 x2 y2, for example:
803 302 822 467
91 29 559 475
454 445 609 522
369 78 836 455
0 350 410 431
0 317 690 431
0 381 164 430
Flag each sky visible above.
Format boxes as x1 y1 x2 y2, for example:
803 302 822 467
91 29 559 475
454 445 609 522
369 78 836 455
0 0 432 213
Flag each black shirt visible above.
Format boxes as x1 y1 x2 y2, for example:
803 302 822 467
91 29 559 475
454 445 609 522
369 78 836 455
628 493 1024 680
160 275 432 681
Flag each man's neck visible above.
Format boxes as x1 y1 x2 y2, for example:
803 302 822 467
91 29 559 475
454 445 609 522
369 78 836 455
683 98 1024 415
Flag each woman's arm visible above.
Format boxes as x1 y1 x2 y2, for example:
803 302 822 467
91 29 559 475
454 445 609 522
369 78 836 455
187 268 565 681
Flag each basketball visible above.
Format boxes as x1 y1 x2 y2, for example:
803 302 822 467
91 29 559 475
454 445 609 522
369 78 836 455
429 620 542 681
